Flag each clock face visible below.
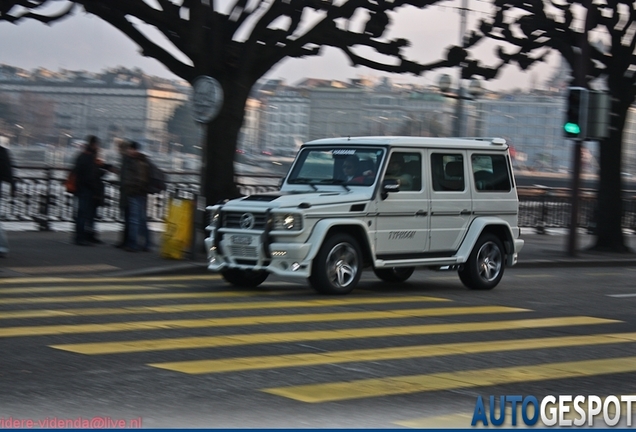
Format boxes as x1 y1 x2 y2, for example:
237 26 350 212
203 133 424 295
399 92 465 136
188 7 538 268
192 76 224 124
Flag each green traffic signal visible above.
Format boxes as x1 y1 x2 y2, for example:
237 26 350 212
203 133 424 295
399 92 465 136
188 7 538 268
564 87 588 139
564 122 581 135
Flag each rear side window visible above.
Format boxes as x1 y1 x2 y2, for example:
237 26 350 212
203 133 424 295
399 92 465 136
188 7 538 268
431 153 465 192
471 154 512 192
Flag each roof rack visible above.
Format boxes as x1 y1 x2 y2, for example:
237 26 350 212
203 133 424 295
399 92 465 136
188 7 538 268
465 137 507 145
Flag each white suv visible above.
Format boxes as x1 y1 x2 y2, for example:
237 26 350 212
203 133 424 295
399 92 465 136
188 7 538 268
205 137 524 294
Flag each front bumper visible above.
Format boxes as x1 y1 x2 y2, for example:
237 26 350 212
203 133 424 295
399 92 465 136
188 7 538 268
204 234 313 278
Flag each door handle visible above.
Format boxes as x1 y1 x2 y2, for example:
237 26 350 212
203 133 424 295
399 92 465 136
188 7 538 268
416 210 428 216
460 209 472 215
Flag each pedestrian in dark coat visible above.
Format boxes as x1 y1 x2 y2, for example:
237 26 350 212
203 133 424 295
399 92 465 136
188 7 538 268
72 135 104 246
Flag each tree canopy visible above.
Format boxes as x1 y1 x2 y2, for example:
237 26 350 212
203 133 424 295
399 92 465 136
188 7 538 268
0 0 500 84
0 0 506 207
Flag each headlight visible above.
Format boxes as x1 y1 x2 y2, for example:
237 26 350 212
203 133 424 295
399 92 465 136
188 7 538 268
274 213 302 231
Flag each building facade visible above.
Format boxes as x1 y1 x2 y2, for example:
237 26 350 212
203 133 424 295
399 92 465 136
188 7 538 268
262 87 310 156
474 93 573 172
0 66 188 153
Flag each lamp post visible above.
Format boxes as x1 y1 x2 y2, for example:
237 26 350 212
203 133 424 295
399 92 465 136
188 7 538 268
438 75 484 136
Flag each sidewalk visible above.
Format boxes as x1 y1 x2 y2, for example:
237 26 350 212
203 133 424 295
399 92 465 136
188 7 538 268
0 225 635 278
0 223 208 279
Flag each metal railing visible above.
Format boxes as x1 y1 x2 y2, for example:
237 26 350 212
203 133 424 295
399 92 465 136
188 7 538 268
517 187 636 234
2 167 636 233
0 166 199 230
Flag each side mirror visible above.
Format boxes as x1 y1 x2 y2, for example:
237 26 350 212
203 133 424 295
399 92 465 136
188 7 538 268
381 178 400 200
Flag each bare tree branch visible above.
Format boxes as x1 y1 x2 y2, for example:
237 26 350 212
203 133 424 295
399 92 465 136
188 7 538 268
0 1 75 23
80 1 196 80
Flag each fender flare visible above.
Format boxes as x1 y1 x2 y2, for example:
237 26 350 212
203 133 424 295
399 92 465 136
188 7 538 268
304 219 372 263
455 217 514 263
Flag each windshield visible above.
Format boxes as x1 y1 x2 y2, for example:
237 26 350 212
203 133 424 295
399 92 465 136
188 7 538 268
287 147 384 187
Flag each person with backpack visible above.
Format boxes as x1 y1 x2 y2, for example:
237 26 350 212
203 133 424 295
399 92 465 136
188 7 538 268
121 141 151 252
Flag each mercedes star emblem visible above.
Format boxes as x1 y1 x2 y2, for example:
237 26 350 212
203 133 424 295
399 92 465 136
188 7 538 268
239 213 255 229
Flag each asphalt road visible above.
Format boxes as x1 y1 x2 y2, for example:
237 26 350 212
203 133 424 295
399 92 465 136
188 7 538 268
0 266 635 428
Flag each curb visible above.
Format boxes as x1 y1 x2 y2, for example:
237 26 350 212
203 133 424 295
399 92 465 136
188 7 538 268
516 258 636 269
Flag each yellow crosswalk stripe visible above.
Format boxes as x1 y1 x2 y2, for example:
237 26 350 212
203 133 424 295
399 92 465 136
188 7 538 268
262 356 636 403
0 290 295 305
149 332 636 375
0 295 449 320
0 306 527 338
0 274 222 285
50 316 617 355
7 264 119 275
0 285 179 295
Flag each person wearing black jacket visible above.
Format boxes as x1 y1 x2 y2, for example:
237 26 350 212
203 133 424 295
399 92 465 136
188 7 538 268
72 135 106 246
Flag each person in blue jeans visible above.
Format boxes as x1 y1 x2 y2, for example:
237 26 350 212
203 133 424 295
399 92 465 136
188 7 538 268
121 141 151 252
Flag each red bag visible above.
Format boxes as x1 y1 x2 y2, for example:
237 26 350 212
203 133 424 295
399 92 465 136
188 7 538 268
65 171 77 194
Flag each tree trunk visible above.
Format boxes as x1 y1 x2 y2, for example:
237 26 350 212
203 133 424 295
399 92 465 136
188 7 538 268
200 80 251 208
592 86 630 252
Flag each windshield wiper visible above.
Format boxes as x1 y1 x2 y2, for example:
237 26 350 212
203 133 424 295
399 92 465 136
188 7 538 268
288 177 318 191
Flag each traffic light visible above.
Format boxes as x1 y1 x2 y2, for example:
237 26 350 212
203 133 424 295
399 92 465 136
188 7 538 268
587 90 610 140
563 87 589 139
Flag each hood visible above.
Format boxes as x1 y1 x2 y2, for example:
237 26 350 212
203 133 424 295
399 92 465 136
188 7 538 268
221 189 372 211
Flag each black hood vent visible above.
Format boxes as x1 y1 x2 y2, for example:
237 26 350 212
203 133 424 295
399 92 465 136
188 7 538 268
243 194 280 202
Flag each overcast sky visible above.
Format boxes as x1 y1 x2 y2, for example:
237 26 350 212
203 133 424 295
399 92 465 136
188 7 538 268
0 2 558 91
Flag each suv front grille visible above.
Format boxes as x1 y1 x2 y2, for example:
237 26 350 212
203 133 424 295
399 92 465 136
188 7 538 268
222 211 268 230
230 245 258 258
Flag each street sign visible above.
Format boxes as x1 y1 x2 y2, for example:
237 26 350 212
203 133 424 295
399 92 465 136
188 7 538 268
192 76 224 124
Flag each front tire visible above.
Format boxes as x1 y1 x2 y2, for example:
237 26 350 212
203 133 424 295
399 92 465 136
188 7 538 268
221 269 269 287
373 267 415 283
458 233 505 290
309 233 362 295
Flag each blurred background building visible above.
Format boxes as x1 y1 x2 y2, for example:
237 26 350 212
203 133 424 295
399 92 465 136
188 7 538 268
1 62 634 180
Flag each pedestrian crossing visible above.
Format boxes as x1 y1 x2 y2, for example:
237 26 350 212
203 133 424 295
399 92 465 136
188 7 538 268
51 316 615 355
0 275 634 427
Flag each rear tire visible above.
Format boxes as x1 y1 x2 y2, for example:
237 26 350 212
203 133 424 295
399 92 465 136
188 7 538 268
373 267 415 283
309 233 362 295
221 269 269 287
458 233 505 290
